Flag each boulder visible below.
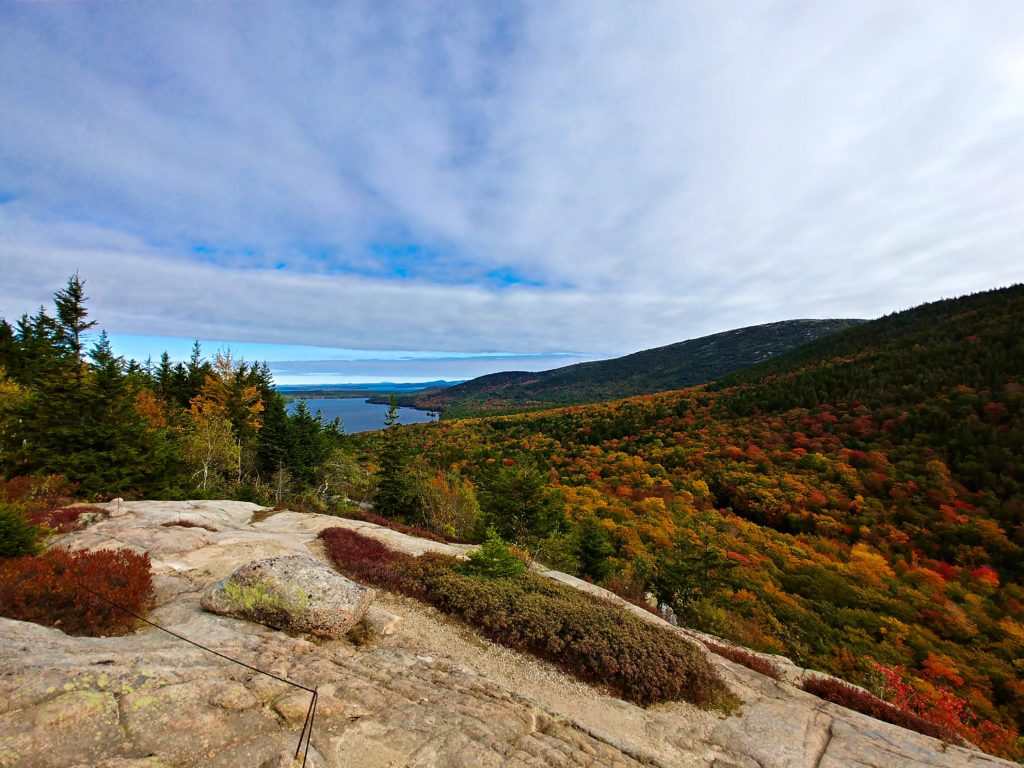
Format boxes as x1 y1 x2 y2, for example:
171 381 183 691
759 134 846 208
346 605 402 645
201 555 374 638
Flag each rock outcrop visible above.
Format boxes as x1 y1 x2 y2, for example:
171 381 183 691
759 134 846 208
201 555 374 638
0 500 1018 768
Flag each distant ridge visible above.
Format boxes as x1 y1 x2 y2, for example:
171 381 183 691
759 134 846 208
392 319 864 416
278 380 462 398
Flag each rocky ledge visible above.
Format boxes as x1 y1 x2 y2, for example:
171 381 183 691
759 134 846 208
0 500 1018 768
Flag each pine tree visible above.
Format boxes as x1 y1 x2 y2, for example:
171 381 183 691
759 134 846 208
0 319 16 373
374 395 419 519
185 340 210 401
477 460 566 546
3 296 169 495
53 273 97 363
575 514 614 581
285 399 335 487
155 351 173 398
256 390 291 480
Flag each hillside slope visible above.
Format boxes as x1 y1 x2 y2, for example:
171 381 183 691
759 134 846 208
1 500 1015 768
391 284 1024 756
397 319 863 416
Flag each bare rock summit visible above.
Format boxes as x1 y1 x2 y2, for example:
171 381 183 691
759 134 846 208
0 500 1019 768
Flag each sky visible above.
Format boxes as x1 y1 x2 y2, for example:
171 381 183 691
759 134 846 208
2 2 1023 383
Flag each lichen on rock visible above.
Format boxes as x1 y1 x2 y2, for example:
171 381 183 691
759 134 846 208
200 555 374 638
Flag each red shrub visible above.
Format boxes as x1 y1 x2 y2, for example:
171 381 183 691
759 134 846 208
319 527 434 597
872 662 1019 757
27 505 107 533
0 548 153 636
801 675 964 745
703 640 782 680
0 475 78 510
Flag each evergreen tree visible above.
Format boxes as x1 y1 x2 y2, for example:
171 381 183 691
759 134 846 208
3 297 170 495
155 352 173 398
0 503 41 558
185 340 210 400
0 319 16 373
459 528 525 579
653 516 739 609
575 514 614 581
374 395 419 519
477 460 566 547
53 273 97 363
256 390 291 479
285 400 336 487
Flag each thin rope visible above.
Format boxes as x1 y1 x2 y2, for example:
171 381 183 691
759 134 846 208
67 569 319 763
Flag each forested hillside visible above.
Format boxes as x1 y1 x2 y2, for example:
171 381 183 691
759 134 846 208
356 284 1024 757
393 319 863 416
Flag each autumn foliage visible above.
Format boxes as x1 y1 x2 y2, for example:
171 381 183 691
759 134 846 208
347 285 1024 759
801 674 963 745
0 548 153 636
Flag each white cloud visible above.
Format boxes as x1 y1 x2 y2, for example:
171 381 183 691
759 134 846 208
1 1 1022 359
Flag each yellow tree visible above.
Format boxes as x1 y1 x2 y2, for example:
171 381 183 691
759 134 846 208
185 351 264 486
0 366 25 459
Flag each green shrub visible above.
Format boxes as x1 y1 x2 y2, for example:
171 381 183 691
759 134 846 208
0 503 42 558
426 569 726 706
320 526 730 709
458 528 525 579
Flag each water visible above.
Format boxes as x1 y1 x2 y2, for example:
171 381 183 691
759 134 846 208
286 397 438 433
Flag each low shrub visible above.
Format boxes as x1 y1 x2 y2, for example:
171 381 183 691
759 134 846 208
458 528 525 579
27 505 107 534
0 548 153 636
429 569 727 707
0 503 42 558
703 640 782 680
343 508 465 544
319 527 730 709
600 574 661 617
800 675 964 745
0 474 77 510
319 526 435 597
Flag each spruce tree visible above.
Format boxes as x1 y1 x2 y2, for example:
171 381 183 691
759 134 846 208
0 319 16 373
155 351 174 397
53 272 97 363
575 514 614 581
374 395 419 519
477 460 566 546
286 400 335 488
256 390 291 479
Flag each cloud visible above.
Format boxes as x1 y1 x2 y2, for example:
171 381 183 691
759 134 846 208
1 1 1022 358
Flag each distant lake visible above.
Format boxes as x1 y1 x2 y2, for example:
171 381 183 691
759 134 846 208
286 398 438 433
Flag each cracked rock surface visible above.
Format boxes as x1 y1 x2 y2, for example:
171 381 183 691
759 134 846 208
0 500 1018 768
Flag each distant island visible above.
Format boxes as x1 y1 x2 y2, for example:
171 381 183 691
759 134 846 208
277 380 463 401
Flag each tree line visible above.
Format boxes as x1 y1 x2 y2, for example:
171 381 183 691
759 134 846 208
0 275 348 503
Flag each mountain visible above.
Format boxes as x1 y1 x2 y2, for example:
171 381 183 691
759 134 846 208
393 318 864 416
384 284 1024 755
